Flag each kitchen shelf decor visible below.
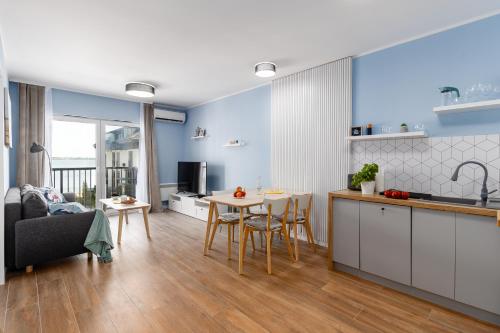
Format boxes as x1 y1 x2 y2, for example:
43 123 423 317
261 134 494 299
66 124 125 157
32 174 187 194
346 131 427 142
433 99 500 114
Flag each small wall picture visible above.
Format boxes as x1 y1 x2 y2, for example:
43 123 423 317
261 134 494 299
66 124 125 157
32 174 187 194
3 87 12 148
351 126 362 136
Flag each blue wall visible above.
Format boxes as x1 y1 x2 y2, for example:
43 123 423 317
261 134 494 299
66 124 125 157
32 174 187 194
184 85 271 191
353 14 500 137
52 89 140 122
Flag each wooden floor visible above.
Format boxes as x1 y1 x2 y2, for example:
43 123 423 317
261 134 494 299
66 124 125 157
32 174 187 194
1 211 499 333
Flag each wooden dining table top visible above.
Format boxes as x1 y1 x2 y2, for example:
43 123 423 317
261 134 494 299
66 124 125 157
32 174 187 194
203 190 296 208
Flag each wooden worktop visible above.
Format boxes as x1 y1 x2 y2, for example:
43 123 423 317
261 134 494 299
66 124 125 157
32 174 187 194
329 190 498 217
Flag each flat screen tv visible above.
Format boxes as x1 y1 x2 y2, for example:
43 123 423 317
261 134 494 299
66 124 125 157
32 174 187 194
177 161 207 196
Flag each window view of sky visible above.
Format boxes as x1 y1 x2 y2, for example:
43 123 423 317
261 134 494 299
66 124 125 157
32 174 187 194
52 120 96 158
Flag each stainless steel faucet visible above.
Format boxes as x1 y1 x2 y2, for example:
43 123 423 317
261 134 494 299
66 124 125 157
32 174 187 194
451 161 495 205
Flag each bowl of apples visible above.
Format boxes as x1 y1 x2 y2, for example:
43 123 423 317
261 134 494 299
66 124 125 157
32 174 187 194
233 186 246 199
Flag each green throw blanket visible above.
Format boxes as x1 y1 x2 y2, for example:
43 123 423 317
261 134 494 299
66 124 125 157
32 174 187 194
84 209 114 263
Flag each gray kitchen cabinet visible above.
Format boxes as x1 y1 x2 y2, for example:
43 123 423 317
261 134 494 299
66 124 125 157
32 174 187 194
412 208 455 298
360 202 411 285
456 213 500 315
333 198 359 268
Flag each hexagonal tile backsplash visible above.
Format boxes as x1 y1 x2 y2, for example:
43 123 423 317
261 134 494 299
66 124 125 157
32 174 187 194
350 135 500 199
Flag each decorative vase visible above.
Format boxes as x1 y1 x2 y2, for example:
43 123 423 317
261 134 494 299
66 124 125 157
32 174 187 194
360 181 376 195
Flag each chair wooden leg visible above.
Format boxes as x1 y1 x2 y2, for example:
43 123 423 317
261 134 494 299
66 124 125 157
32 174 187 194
243 227 250 262
208 220 219 250
283 226 294 261
26 265 33 273
293 222 299 262
87 251 93 260
288 224 291 240
227 223 232 260
302 224 311 244
305 220 316 253
266 231 272 274
250 231 256 251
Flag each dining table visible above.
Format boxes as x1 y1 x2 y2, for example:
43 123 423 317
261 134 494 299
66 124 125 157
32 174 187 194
203 190 291 274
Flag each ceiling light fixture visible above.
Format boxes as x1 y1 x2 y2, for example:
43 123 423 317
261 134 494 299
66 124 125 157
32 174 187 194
125 82 155 98
254 62 276 78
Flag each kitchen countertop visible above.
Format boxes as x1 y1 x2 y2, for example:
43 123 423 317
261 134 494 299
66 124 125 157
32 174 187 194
329 190 499 218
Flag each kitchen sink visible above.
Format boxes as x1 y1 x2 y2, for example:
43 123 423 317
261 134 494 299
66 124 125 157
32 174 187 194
424 195 477 206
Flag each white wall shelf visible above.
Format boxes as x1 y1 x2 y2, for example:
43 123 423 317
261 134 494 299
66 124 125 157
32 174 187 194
223 142 245 147
433 99 500 114
191 135 207 140
346 131 427 141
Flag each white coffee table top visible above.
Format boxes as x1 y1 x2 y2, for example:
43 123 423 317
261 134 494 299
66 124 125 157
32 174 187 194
100 198 151 211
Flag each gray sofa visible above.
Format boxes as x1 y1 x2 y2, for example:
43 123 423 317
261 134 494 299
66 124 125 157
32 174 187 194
5 187 96 271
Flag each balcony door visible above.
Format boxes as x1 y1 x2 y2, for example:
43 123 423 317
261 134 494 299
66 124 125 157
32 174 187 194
52 116 140 208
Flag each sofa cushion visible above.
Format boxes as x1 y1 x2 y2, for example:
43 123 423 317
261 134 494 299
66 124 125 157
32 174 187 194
20 184 36 196
22 190 49 219
39 187 66 203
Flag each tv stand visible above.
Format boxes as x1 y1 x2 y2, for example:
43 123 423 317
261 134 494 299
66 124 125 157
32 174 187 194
168 193 210 221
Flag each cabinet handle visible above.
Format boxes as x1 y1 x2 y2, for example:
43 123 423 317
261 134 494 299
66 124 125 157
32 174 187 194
381 207 385 211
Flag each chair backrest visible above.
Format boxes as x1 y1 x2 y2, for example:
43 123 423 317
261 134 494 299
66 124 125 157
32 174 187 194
291 193 312 213
263 197 289 217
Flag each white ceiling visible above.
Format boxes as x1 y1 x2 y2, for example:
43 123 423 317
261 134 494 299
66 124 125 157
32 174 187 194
1 1 500 108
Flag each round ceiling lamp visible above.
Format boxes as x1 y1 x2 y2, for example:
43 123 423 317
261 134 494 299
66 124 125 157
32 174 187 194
254 62 276 78
125 82 155 98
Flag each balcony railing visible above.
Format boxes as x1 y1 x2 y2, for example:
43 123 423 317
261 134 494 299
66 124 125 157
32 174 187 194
52 167 137 208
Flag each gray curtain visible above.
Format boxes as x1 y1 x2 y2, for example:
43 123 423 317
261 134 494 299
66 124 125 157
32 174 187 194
16 83 45 187
143 103 162 212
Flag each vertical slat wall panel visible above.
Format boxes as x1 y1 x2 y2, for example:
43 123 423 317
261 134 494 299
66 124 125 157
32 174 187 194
271 57 351 245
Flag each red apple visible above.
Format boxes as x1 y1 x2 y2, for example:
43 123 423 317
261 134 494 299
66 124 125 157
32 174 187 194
401 192 410 200
384 190 393 198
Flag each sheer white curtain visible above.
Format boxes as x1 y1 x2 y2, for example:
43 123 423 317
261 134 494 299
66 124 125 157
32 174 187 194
44 88 53 187
136 102 148 202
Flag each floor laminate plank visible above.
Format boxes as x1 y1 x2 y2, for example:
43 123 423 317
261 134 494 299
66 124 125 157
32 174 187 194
37 278 79 333
4 303 40 333
5 273 37 312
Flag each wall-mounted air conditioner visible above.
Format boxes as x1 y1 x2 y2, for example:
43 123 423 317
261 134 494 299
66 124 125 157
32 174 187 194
154 108 186 124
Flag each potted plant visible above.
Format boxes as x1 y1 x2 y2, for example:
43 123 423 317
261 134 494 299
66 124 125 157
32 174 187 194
352 163 379 195
400 123 408 133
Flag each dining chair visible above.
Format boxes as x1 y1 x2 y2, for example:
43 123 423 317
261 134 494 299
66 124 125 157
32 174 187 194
287 193 315 261
248 204 268 248
208 190 252 259
242 196 294 274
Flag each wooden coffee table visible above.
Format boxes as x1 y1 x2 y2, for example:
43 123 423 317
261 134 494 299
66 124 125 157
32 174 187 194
100 198 151 244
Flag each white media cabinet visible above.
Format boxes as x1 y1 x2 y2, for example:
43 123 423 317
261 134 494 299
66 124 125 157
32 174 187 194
168 193 211 221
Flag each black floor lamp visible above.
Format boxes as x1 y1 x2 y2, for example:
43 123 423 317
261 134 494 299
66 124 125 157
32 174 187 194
30 142 53 187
